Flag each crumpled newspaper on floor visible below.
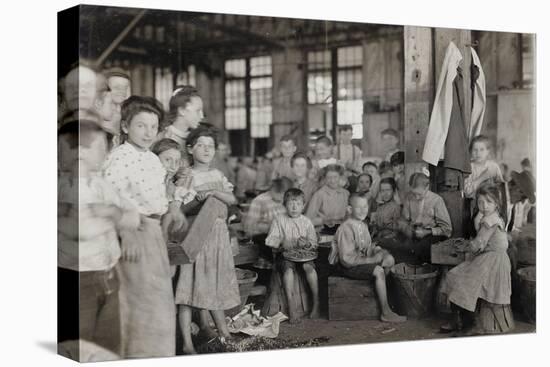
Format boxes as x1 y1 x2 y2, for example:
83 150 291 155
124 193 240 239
227 304 288 338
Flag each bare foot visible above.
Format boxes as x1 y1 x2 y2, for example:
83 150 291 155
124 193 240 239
182 345 197 355
380 311 407 323
200 327 218 340
289 316 301 324
309 307 320 319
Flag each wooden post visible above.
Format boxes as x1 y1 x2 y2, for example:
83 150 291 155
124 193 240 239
403 26 434 182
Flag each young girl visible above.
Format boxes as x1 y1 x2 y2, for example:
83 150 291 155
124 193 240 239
464 135 504 199
306 164 349 229
442 185 512 334
150 138 188 240
102 96 186 358
174 126 240 354
156 85 204 168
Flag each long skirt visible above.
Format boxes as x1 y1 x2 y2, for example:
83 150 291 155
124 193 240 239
444 250 511 312
117 217 176 358
175 218 240 310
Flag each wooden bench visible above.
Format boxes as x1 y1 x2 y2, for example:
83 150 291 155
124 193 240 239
328 276 380 321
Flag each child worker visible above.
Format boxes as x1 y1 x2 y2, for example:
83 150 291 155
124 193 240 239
464 135 504 199
266 188 320 322
306 164 350 233
272 135 297 180
381 128 401 163
441 185 513 334
103 96 186 358
329 193 407 323
398 171 452 264
156 85 204 169
310 136 339 180
244 177 293 268
174 125 241 354
58 117 140 357
333 124 362 174
291 152 318 206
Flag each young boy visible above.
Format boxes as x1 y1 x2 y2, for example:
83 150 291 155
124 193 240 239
390 151 406 203
212 141 235 184
62 62 98 113
244 177 293 236
105 67 131 107
58 118 140 356
291 152 318 205
244 177 293 268
363 161 381 199
306 164 349 228
266 188 320 322
333 125 362 174
329 193 406 323
272 135 297 180
310 136 339 179
381 128 401 163
399 172 452 264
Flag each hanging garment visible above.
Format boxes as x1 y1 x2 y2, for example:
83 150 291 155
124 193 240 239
469 47 487 140
422 42 462 166
442 67 471 175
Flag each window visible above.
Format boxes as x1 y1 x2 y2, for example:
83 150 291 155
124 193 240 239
224 56 273 155
155 65 196 110
337 46 364 139
306 45 364 141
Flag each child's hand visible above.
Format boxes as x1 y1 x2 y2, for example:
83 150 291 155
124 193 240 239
196 191 213 202
414 227 431 239
120 232 143 263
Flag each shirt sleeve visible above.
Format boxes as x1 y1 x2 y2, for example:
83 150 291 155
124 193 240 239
336 224 366 268
265 217 283 249
305 191 323 222
431 196 453 237
306 220 318 248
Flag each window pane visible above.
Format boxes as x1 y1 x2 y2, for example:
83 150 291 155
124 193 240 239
225 80 246 108
337 99 363 125
338 45 363 67
307 72 332 104
250 56 272 76
251 77 272 107
225 59 246 78
308 104 332 135
307 50 331 70
250 106 272 138
225 107 246 130
337 69 362 100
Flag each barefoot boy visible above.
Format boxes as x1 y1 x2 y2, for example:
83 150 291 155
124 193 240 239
329 193 406 323
266 188 320 322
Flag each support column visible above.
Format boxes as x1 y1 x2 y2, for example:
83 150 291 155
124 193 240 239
403 26 434 182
